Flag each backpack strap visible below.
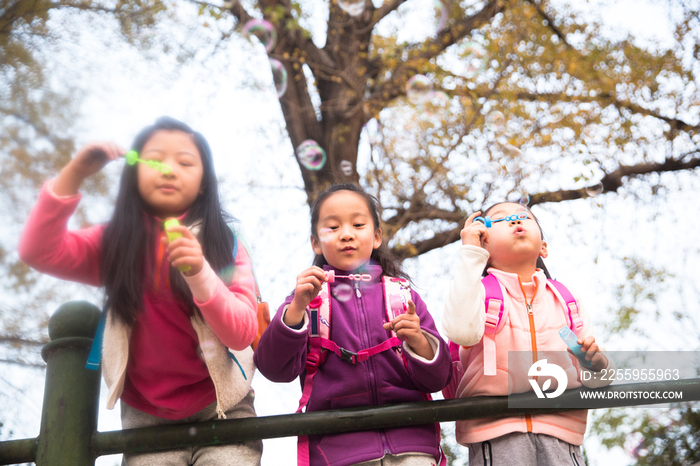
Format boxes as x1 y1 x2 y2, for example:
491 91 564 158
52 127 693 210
448 341 461 363
482 274 505 334
86 301 109 371
235 233 270 351
234 233 264 304
481 273 505 376
442 341 465 399
547 279 583 335
296 282 331 414
296 282 331 466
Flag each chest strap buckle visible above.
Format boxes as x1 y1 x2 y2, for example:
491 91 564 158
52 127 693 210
339 348 358 364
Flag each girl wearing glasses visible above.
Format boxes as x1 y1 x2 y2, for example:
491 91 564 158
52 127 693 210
442 202 612 466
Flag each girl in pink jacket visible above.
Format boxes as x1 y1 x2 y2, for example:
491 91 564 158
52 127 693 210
19 117 262 465
442 202 612 466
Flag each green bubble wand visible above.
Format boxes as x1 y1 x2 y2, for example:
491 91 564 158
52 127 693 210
124 150 172 174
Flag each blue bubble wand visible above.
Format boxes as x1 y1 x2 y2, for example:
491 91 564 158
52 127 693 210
124 150 171 174
473 212 529 228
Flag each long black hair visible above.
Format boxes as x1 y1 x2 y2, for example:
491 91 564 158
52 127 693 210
480 201 551 278
309 184 409 280
101 116 234 325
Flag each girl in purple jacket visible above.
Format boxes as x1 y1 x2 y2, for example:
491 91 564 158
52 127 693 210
254 184 452 466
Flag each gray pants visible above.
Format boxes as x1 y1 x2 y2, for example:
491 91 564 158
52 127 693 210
121 392 262 466
467 432 585 466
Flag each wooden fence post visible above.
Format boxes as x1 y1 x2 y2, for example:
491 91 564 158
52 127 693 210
35 301 101 466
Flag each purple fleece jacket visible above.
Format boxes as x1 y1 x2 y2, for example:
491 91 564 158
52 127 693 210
254 264 452 466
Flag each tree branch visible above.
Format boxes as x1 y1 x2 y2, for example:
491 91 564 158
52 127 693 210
368 0 503 109
226 0 255 31
356 0 410 34
526 0 695 134
392 154 700 259
0 358 46 369
403 0 503 61
527 0 568 43
532 154 700 204
392 221 464 260
511 92 700 132
0 336 47 347
384 205 465 226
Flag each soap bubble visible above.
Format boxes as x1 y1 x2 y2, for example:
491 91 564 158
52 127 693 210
434 0 448 34
486 111 505 132
521 165 538 179
296 140 327 170
586 181 604 197
339 160 353 176
332 283 354 302
242 19 277 53
499 143 522 158
338 0 365 16
583 125 597 140
459 42 488 78
522 120 535 135
517 190 530 206
318 227 333 243
406 75 433 105
269 58 287 98
482 162 501 183
424 91 451 117
550 103 564 123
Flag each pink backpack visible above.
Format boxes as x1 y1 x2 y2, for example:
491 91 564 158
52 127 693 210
443 274 583 398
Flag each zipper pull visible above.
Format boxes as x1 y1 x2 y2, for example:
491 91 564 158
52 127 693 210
354 281 361 298
526 303 533 314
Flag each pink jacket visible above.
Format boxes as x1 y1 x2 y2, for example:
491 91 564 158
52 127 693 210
442 245 612 446
19 181 258 419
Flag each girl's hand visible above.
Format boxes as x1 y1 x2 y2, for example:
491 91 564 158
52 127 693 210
54 142 124 196
162 224 204 277
461 212 489 248
285 266 327 327
71 142 123 178
575 336 608 372
382 301 435 360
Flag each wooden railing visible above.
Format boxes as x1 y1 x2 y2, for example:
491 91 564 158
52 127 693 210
1 301 699 465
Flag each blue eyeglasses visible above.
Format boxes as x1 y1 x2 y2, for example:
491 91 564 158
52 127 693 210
473 212 529 228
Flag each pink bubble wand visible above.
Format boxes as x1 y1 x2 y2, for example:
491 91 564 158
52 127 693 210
324 271 406 317
324 270 371 283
